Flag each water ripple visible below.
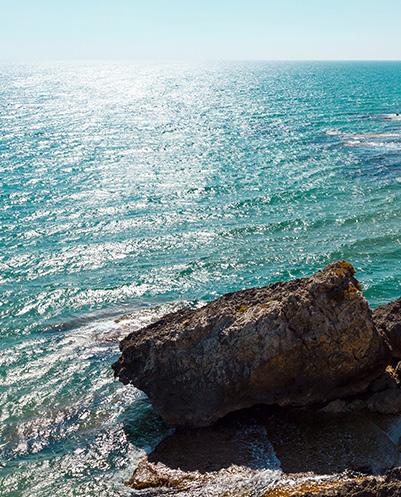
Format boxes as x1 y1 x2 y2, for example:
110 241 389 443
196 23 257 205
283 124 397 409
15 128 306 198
1 61 401 496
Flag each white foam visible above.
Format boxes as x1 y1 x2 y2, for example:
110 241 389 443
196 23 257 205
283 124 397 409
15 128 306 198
381 113 401 121
325 129 341 136
345 139 401 150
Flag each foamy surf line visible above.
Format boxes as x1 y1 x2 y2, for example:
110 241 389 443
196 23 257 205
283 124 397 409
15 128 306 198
44 300 197 336
325 126 401 150
345 140 401 150
381 113 401 121
326 130 401 139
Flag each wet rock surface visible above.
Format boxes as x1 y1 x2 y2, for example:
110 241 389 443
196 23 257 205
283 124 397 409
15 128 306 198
114 261 387 427
283 468 401 497
113 261 401 496
129 412 281 495
128 407 401 497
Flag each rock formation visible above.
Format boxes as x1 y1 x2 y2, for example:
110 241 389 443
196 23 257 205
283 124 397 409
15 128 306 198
320 365 401 415
113 261 388 427
287 469 401 497
374 297 401 359
127 407 401 496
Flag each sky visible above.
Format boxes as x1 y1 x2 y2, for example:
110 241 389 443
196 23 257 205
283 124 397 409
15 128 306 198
1 0 401 61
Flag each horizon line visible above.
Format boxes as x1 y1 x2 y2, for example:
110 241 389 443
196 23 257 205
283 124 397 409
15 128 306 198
2 58 401 64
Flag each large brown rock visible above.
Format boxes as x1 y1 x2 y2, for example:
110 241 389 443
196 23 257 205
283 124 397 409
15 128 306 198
113 261 388 427
374 297 401 359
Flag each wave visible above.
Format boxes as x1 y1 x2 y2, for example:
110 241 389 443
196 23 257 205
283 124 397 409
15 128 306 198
42 301 190 335
325 129 342 136
0 301 198 496
326 128 401 150
380 113 401 121
344 139 401 150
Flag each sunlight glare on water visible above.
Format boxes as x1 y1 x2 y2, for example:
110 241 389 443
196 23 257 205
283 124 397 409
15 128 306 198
1 61 401 496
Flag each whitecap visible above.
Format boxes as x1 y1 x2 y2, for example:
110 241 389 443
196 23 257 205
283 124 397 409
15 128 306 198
380 113 401 121
345 139 401 150
325 129 341 136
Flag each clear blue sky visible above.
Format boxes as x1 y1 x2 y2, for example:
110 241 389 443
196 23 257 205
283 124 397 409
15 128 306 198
1 0 401 61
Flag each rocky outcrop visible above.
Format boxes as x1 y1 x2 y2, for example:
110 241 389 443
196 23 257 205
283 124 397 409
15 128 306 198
128 415 280 494
286 469 401 497
320 365 401 415
374 297 401 359
128 407 401 496
113 261 388 427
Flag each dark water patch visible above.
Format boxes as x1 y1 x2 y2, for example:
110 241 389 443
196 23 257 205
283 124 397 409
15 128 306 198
121 396 170 451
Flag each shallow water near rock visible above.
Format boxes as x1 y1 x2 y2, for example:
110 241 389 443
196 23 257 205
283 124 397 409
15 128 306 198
1 61 401 496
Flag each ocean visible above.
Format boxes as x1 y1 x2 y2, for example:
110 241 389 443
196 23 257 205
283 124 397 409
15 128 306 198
1 61 401 496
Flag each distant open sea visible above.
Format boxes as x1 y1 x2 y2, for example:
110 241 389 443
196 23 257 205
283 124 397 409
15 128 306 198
1 61 401 496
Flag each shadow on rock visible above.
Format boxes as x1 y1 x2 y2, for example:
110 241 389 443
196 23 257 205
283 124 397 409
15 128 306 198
146 416 279 473
128 407 401 496
261 409 399 475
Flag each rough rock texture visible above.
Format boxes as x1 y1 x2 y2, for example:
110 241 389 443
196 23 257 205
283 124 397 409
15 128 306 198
113 261 388 426
128 417 280 494
320 365 401 415
374 297 401 359
128 407 400 497
369 365 400 393
283 469 401 497
367 389 401 415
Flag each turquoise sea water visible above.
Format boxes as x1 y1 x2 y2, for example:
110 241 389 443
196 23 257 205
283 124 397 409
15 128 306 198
1 62 401 496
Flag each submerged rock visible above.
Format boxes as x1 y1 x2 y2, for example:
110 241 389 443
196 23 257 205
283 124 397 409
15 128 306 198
113 261 388 427
374 297 401 359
